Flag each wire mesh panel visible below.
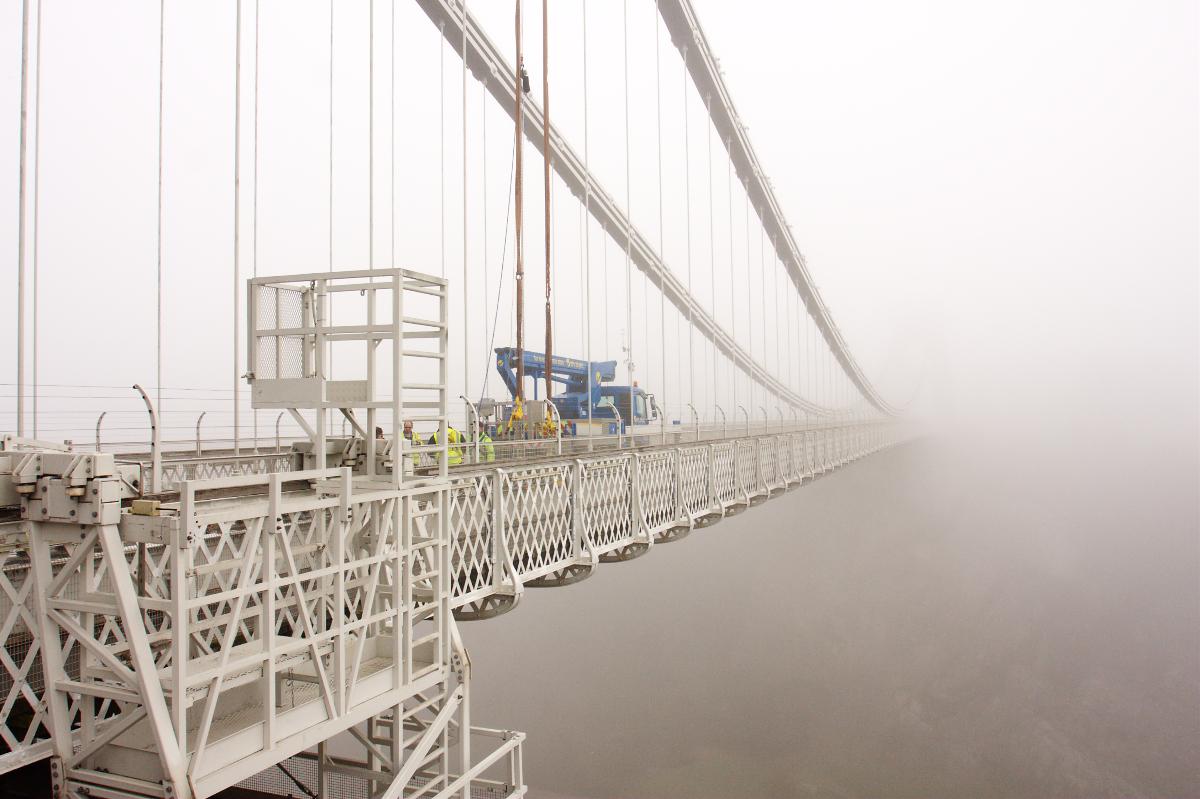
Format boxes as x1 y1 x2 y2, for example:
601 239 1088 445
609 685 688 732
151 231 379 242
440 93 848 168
635 450 679 538
502 465 575 583
254 284 307 380
711 442 739 508
678 446 711 519
450 473 497 608
578 456 633 554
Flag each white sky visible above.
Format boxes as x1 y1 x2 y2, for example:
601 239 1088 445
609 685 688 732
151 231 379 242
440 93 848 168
0 0 1196 449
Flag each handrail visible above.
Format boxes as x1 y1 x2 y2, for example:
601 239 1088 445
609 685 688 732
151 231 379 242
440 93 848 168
132 383 161 493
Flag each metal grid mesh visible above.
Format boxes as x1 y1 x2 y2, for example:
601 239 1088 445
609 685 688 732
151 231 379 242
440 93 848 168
579 457 632 551
712 442 739 506
636 451 678 535
736 440 760 498
254 285 306 380
679 446 711 518
504 465 574 580
450 474 496 605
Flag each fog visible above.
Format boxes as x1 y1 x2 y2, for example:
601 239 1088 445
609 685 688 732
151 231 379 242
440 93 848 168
462 428 1198 798
455 3 1200 794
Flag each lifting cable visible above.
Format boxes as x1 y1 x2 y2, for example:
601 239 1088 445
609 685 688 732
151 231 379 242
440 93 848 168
602 223 608 361
463 0 471 407
726 137 735 416
759 213 765 416
439 19 446 278
391 0 396 271
581 0 592 444
745 193 751 415
475 140 517 402
480 62 489 399
327 0 335 437
368 0 374 273
30 0 43 437
542 0 553 403
622 0 633 390
682 45 693 420
705 93 715 414
774 239 780 395
252 0 261 450
16 0 32 438
232 0 243 455
654 0 666 440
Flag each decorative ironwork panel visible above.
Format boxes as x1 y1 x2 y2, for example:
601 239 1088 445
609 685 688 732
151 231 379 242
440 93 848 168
579 456 633 553
711 442 739 507
449 474 496 607
678 446 711 518
502 465 575 581
636 450 678 537
736 439 761 498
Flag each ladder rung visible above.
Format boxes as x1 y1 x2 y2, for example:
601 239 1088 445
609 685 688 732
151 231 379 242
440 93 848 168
400 316 444 328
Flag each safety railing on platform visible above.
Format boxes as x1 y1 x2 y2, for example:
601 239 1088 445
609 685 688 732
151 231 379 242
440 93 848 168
156 451 296 491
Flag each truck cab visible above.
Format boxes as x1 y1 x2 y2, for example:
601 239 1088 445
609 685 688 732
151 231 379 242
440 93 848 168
597 385 658 430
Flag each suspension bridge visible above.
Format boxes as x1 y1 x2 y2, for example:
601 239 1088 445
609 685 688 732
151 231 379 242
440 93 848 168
1 1 912 797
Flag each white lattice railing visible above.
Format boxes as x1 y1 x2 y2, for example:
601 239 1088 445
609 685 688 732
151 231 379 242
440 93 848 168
0 423 904 777
156 452 297 491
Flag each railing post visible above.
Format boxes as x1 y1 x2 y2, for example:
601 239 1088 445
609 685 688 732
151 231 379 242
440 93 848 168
492 469 506 592
459 394 482 463
133 383 161 494
195 411 206 456
630 453 644 543
673 447 685 527
573 460 586 559
95 411 106 452
707 443 718 516
754 438 764 496
275 411 284 454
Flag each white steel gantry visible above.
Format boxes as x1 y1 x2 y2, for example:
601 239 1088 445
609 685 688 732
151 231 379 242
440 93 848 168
1 268 525 799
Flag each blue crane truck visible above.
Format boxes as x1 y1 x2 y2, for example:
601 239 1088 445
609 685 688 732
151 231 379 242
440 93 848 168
492 347 658 434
